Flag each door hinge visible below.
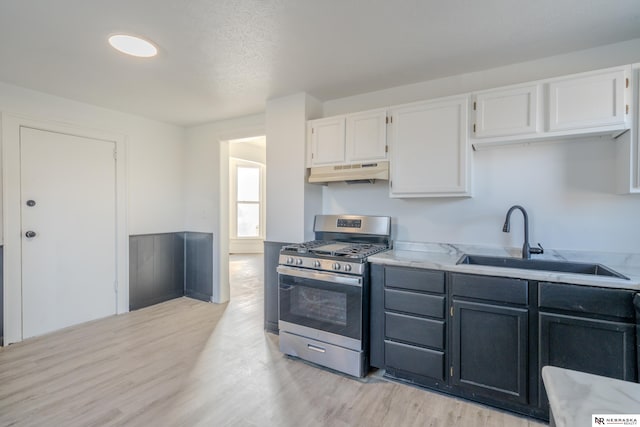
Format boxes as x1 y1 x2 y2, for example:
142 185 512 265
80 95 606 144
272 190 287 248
450 366 454 377
311 128 315 134
473 101 477 110
113 149 117 160
473 124 476 133
311 153 314 159
626 104 629 114
385 145 388 153
450 306 454 317
390 180 392 189
626 77 629 89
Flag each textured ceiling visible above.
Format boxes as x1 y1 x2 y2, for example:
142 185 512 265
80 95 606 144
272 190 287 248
1 0 639 126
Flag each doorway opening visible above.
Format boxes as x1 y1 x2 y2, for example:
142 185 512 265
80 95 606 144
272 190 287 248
227 136 266 300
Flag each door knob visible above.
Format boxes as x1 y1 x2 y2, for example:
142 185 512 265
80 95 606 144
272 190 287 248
25 230 37 238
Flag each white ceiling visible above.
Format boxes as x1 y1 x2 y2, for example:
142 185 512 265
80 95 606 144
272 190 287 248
1 1 639 126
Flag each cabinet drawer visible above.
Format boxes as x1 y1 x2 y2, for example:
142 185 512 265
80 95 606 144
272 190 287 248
451 273 528 305
385 288 445 318
385 267 445 293
385 312 445 349
539 282 635 320
385 340 445 381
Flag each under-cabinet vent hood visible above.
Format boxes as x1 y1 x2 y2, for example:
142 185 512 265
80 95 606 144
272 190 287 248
308 161 389 184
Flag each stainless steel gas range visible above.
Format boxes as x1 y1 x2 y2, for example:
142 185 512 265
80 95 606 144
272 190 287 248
277 214 391 377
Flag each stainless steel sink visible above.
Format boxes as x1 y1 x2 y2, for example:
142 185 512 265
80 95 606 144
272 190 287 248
456 254 629 280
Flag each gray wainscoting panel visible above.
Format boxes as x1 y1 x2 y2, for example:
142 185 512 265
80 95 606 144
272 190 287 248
0 246 3 345
185 232 213 302
129 233 185 310
264 241 289 334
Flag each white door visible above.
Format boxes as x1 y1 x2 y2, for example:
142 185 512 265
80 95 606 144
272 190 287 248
547 67 629 132
473 84 540 138
345 108 388 162
20 127 117 339
389 95 470 197
309 117 346 166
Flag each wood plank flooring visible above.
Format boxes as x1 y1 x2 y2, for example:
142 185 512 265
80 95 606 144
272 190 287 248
0 254 545 426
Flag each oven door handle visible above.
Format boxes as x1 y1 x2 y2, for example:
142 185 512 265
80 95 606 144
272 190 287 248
277 266 363 287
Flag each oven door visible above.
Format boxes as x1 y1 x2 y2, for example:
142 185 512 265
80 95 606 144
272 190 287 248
277 265 363 348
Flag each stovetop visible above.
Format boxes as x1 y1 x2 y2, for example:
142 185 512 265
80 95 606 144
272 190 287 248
281 240 388 259
278 215 391 275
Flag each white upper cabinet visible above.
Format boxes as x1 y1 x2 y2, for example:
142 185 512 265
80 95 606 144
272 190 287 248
471 65 631 149
345 108 388 162
308 116 346 166
388 95 470 198
616 63 640 194
547 67 629 132
473 84 541 138
308 108 388 167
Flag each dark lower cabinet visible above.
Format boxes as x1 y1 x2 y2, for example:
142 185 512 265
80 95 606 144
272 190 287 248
371 264 638 422
539 313 636 380
451 300 529 404
385 340 445 381
538 312 637 409
380 266 447 385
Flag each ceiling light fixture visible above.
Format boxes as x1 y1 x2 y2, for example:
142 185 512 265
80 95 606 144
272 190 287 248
108 34 158 58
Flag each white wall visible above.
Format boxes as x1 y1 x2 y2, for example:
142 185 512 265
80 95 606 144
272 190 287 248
0 81 186 236
229 140 266 164
265 93 322 243
320 39 640 254
323 38 640 117
184 113 265 302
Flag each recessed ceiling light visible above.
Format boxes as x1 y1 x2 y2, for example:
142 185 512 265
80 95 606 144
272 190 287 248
108 34 158 58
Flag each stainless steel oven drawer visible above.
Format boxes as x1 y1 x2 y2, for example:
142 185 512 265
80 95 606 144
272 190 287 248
279 331 366 377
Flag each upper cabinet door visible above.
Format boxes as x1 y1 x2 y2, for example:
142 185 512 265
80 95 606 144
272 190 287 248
547 67 629 132
473 84 540 138
345 109 388 162
309 117 346 166
389 95 470 198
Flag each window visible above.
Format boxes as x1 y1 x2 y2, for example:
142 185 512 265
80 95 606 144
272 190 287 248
236 166 260 237
231 159 264 239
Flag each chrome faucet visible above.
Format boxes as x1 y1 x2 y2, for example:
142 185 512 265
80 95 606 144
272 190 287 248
502 205 544 259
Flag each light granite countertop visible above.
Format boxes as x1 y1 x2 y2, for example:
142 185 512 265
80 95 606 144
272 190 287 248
369 241 640 290
542 366 640 427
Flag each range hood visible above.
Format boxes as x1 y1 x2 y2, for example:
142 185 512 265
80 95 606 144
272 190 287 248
308 161 389 184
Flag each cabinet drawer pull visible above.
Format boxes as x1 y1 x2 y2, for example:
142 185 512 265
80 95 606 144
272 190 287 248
307 344 326 353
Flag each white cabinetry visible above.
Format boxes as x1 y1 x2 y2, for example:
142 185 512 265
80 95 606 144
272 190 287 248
345 108 387 162
547 67 628 132
308 108 387 167
308 117 345 166
473 84 540 138
471 65 631 149
388 95 470 197
617 63 640 194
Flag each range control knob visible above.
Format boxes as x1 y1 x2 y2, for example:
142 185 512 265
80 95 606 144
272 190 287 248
313 260 321 268
295 258 303 266
286 257 294 264
344 264 352 272
333 263 341 270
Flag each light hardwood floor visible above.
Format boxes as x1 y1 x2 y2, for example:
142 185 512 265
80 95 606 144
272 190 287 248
0 254 545 426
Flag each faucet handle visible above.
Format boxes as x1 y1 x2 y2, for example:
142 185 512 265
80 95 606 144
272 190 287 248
530 243 544 255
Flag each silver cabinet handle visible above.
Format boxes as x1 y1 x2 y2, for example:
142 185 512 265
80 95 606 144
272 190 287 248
307 344 326 353
277 266 362 287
